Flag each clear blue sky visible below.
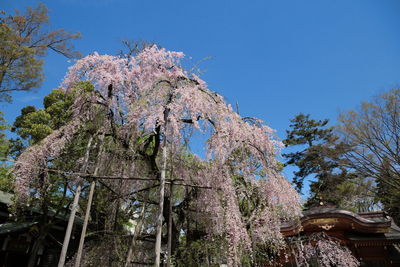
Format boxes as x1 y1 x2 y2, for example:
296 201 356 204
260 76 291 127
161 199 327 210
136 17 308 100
2 0 400 194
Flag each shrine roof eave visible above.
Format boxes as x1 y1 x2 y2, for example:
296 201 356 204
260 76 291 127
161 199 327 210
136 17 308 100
281 208 392 236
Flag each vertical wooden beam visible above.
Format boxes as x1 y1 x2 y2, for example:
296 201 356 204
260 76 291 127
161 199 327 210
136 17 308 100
74 181 95 267
125 197 148 267
292 245 300 267
155 106 169 267
154 138 167 266
58 184 82 267
166 182 173 267
75 133 105 267
58 136 93 267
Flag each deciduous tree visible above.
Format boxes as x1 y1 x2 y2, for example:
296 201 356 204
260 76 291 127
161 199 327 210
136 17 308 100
0 4 81 102
14 46 301 266
338 89 400 223
13 46 357 266
0 112 13 192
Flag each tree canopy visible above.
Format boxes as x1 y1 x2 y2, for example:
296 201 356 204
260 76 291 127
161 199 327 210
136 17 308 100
282 113 334 193
12 46 304 266
0 3 81 102
283 113 377 212
10 45 360 266
338 89 400 223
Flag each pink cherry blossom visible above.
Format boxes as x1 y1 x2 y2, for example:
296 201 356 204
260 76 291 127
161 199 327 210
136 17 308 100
15 46 302 265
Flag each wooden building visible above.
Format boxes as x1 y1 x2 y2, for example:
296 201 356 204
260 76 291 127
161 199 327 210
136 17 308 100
0 191 83 267
281 205 400 266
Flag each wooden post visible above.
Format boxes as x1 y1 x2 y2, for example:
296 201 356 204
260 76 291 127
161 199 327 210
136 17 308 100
125 197 148 267
58 136 93 267
166 182 173 267
58 184 82 267
185 186 189 244
154 138 167 266
292 244 300 267
74 181 95 267
75 134 105 267
155 107 169 267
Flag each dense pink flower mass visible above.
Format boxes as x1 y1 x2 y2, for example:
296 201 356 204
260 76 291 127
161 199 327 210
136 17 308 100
13 90 96 199
14 117 82 198
294 234 360 267
15 46 302 264
62 46 286 169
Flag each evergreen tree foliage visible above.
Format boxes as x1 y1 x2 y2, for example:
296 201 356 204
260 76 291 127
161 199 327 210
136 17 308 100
283 113 376 211
282 113 335 193
10 82 93 157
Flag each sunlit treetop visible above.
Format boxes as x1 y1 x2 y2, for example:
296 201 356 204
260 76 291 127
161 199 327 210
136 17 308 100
62 46 282 167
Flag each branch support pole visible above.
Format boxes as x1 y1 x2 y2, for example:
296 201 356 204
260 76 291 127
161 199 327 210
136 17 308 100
58 184 82 267
75 132 106 267
155 108 169 266
74 180 95 267
155 137 167 266
125 195 148 267
58 136 93 267
167 182 173 267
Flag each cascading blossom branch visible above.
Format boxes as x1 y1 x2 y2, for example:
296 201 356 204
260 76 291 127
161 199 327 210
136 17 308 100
62 45 283 167
294 233 360 267
36 45 300 264
13 89 98 200
14 118 82 199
